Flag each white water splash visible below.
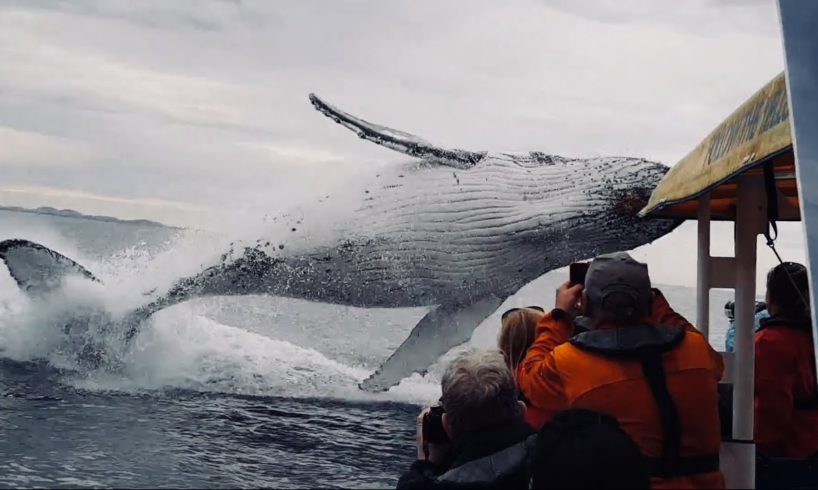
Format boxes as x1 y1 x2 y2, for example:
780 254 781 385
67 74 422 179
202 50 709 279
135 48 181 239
0 209 733 409
0 222 443 405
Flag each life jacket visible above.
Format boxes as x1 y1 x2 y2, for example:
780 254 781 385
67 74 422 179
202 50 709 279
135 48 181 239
758 315 818 411
559 324 723 488
760 315 818 411
755 314 818 459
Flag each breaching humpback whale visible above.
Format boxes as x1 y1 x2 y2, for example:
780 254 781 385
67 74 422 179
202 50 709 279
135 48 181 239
0 94 680 391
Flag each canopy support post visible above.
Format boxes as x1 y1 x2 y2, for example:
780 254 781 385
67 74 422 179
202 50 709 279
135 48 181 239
697 195 711 340
731 174 765 489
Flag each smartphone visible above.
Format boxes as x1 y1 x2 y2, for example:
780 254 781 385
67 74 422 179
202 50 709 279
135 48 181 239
569 262 590 285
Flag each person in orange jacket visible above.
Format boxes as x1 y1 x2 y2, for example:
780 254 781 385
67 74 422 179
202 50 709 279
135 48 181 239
517 252 725 490
498 306 550 429
754 262 818 459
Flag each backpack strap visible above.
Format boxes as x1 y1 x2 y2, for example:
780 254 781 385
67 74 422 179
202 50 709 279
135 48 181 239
641 352 683 474
572 326 719 478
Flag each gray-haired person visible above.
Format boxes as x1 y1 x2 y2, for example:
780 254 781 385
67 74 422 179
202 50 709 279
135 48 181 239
397 349 534 490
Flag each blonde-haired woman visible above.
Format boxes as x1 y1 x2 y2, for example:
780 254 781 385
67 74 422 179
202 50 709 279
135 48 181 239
498 306 549 429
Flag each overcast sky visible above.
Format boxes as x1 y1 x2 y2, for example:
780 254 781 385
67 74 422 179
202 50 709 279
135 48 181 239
0 0 805 288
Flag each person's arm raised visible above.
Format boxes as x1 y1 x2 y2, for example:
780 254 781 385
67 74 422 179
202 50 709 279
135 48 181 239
516 282 581 423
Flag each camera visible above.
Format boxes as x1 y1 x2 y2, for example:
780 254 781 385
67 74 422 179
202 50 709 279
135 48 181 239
422 405 450 445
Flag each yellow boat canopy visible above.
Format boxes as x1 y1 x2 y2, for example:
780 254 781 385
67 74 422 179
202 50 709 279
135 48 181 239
639 72 799 221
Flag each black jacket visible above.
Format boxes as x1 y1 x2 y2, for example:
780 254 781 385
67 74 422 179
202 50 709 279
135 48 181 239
396 420 534 490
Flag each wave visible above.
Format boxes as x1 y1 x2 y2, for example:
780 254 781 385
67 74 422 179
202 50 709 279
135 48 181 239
0 225 443 406
0 289 443 405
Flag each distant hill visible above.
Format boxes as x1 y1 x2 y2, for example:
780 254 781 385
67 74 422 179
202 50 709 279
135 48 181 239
0 205 177 229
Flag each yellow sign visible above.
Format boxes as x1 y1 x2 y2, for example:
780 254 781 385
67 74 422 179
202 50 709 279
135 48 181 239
640 72 792 217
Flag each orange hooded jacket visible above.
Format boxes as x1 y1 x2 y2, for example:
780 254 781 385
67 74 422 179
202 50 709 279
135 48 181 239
515 364 549 430
517 290 725 490
754 315 818 458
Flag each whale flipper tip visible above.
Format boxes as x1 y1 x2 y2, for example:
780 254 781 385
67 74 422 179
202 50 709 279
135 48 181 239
307 93 486 169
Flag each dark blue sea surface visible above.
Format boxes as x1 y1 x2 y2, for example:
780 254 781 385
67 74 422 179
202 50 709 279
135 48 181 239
0 358 417 488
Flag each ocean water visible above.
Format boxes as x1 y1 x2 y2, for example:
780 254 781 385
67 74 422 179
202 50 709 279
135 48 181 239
0 209 734 488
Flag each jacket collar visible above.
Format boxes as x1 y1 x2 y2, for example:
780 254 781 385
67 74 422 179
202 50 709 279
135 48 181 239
449 419 533 469
439 428 536 485
759 313 812 332
571 324 686 358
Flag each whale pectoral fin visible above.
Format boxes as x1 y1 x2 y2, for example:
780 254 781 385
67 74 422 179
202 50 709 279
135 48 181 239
309 93 486 169
0 239 102 295
359 295 506 392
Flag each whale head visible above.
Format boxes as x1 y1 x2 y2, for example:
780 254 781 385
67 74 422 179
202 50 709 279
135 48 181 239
548 155 679 256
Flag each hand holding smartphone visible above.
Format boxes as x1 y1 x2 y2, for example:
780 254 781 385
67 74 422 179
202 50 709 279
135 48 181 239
569 262 589 286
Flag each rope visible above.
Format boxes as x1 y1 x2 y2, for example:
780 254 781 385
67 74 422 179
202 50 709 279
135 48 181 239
762 162 810 310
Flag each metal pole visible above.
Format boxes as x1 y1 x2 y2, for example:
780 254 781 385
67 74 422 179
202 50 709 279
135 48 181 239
697 195 711 340
778 0 818 401
732 175 764 488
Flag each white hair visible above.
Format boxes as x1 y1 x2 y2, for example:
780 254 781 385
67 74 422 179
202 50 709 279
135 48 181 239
441 349 520 435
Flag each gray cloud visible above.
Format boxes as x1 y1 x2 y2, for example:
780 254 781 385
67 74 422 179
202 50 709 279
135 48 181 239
542 0 780 35
0 0 796 286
